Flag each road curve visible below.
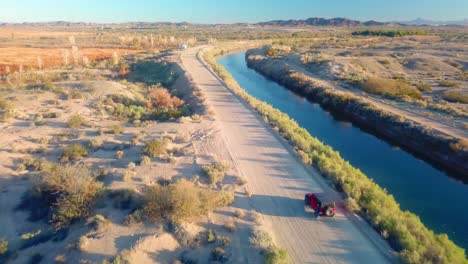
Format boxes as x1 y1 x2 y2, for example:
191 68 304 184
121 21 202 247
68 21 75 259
181 47 395 263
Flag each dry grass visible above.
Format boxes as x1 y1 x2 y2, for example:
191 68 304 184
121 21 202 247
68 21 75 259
143 179 234 223
359 77 421 99
201 161 230 185
0 47 136 73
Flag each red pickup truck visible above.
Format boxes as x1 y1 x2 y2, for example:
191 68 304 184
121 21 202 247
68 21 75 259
304 192 336 217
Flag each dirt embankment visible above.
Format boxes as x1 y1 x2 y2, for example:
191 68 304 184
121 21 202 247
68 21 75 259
246 49 468 179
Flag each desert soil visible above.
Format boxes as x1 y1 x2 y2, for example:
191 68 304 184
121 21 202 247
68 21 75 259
181 46 396 263
0 55 264 263
282 57 468 139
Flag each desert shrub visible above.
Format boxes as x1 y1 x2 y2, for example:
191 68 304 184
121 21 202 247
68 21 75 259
67 90 84 100
201 162 230 184
60 144 89 162
107 189 139 210
211 247 227 262
438 80 461 88
0 97 14 111
122 170 135 182
21 230 42 240
378 59 391 65
148 88 183 110
0 97 15 121
140 155 151 165
88 138 103 149
118 62 130 77
267 48 278 57
250 228 289 264
445 59 463 69
143 179 234 223
54 254 66 263
203 48 467 264
90 214 110 231
67 114 86 129
102 95 148 122
416 82 432 93
115 150 124 159
442 91 468 104
143 139 167 158
42 112 61 119
344 197 360 212
219 236 231 247
78 235 89 251
110 124 125 135
127 162 136 170
207 229 216 243
359 77 421 99
450 139 468 153
224 218 236 232
461 71 468 81
127 60 177 87
32 163 102 229
0 240 7 255
175 131 190 143
297 149 312 165
265 248 289 264
235 209 246 219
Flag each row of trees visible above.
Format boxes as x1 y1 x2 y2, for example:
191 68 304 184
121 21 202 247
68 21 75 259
352 29 428 37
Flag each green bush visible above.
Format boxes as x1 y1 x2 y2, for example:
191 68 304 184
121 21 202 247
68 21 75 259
352 29 428 37
359 77 422 99
143 140 167 158
0 240 7 255
143 179 234 223
60 144 89 162
442 91 468 104
101 95 148 121
34 163 102 229
203 48 467 264
67 114 86 129
250 228 289 264
201 162 230 184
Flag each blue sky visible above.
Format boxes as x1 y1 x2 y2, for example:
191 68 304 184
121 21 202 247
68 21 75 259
1 0 467 23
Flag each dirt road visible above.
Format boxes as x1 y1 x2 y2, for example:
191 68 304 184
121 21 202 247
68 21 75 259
181 47 395 263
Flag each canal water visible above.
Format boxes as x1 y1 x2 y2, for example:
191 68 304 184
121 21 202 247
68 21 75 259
218 51 468 250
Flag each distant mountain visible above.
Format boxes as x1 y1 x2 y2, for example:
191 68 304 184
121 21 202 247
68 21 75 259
257 17 388 27
398 18 468 26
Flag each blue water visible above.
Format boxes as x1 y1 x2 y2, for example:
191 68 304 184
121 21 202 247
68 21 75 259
218 52 468 250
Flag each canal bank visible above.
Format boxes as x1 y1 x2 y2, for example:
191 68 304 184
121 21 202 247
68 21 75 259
217 51 468 251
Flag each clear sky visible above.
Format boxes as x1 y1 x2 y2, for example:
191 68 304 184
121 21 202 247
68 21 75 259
1 0 467 23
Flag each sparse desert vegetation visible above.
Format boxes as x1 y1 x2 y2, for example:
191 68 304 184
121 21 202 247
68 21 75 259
204 46 467 263
142 179 234 223
0 10 466 264
0 28 267 263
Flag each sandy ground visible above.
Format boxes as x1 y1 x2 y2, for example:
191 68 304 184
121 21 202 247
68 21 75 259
0 55 264 263
181 47 396 263
281 57 468 139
